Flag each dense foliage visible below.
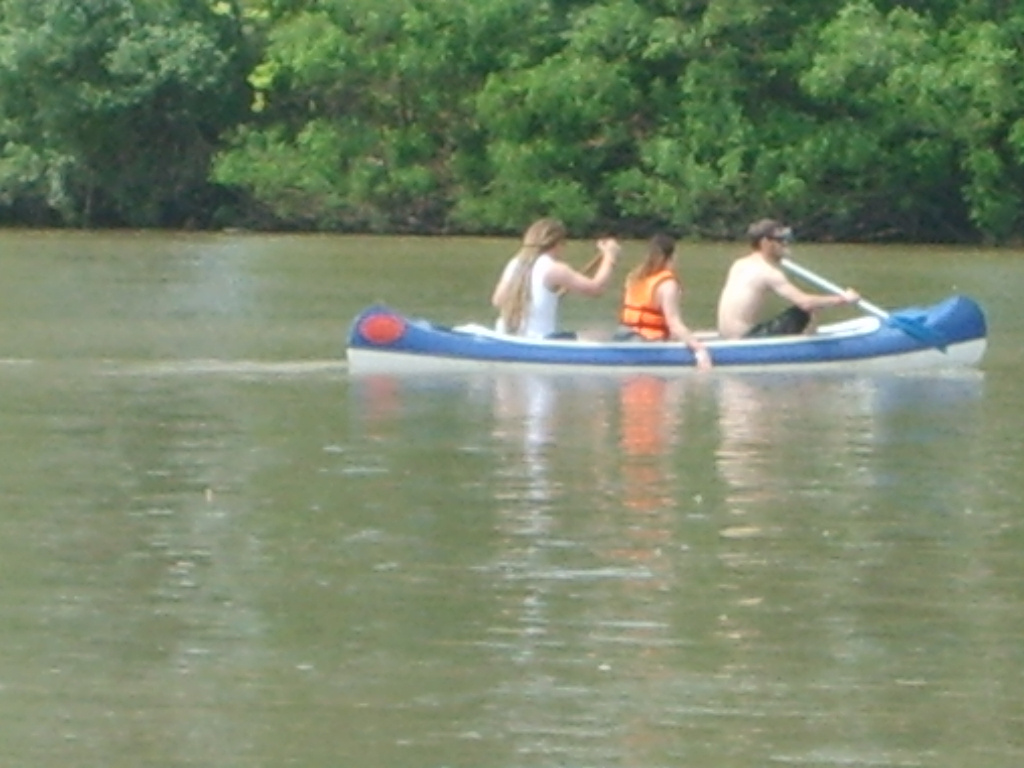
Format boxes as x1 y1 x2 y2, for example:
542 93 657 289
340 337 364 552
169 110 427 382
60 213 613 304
2 0 1023 241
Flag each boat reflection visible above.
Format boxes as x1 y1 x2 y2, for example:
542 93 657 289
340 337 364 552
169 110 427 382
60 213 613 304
344 366 985 765
713 369 986 514
709 368 986 655
483 371 710 766
349 368 705 763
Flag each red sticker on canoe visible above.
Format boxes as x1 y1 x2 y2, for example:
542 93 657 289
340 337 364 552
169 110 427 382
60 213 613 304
358 312 406 345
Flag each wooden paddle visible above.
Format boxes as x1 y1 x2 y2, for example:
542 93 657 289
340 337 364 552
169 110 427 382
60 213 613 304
557 252 603 297
781 257 947 352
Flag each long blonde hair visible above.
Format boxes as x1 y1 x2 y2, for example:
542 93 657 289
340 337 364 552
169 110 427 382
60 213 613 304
498 218 567 333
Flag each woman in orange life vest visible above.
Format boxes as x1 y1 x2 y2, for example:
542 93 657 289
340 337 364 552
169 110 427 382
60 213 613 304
617 234 713 370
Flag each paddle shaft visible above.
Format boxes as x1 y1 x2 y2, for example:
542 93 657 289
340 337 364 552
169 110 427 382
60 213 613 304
557 252 603 297
780 257 889 320
579 252 603 278
781 256 947 351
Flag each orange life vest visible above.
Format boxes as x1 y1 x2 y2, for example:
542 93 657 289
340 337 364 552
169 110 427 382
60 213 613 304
619 269 676 340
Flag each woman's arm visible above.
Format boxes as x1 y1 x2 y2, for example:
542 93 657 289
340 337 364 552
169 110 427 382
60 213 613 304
491 259 517 308
546 238 619 296
659 281 712 370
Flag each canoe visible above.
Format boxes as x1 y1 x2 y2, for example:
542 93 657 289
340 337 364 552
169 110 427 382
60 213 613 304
346 294 987 374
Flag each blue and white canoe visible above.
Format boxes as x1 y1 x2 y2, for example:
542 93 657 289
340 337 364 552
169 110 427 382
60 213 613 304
346 294 986 374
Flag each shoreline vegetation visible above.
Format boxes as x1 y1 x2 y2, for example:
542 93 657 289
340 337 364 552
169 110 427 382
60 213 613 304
2 0 1024 244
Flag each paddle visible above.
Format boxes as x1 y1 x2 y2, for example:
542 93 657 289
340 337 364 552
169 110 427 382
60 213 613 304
557 252 603 297
781 257 947 352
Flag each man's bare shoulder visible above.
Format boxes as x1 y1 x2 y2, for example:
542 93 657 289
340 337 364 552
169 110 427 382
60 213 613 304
730 252 780 280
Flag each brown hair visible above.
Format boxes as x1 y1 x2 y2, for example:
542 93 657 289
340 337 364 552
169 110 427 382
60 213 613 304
626 233 675 286
498 218 567 333
747 218 788 247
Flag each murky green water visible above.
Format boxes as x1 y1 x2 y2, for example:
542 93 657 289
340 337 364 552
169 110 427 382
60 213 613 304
0 230 1021 767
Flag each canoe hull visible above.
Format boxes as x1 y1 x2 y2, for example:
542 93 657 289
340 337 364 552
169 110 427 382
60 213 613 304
346 294 987 374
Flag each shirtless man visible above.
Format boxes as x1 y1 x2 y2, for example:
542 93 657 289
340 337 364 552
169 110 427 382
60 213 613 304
716 218 860 339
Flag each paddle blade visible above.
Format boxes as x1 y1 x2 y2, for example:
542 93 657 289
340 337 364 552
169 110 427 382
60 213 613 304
886 312 947 352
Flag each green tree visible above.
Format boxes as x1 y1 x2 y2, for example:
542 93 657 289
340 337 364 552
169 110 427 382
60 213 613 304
801 0 1024 240
0 0 252 227
606 0 852 238
5 0 1024 241
455 0 648 232
213 0 545 231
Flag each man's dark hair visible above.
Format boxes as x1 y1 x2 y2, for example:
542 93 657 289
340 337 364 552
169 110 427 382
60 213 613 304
747 218 789 246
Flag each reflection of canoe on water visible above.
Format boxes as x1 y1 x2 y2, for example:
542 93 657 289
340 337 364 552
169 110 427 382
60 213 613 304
346 294 987 374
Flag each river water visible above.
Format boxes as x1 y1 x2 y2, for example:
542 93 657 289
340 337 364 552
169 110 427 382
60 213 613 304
0 229 1021 767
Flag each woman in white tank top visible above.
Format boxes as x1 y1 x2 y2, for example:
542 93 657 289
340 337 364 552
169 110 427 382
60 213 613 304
491 218 620 338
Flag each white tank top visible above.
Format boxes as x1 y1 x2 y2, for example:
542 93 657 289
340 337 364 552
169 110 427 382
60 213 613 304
496 253 560 338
